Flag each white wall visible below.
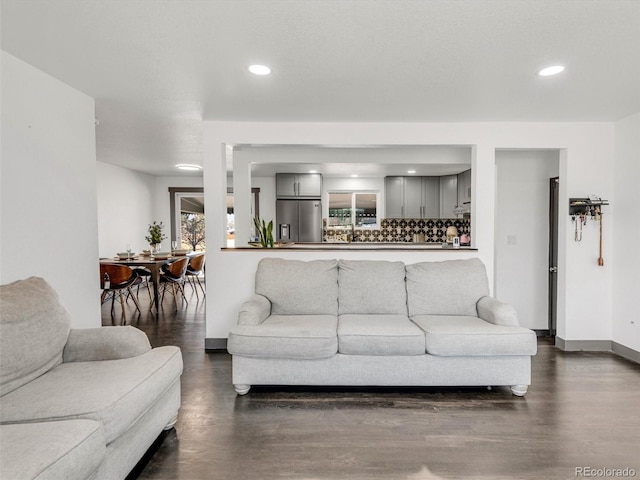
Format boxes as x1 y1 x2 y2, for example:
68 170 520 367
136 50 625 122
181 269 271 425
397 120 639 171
1 51 100 328
96 161 155 257
612 113 640 352
495 150 559 330
203 121 615 345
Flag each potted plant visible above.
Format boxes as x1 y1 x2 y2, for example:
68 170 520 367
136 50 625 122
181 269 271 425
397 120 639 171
253 216 274 248
145 221 167 252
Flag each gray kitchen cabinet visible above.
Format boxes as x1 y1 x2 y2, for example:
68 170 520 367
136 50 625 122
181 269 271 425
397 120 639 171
439 174 458 218
385 176 440 218
457 169 472 206
276 173 322 198
403 176 423 218
385 176 404 217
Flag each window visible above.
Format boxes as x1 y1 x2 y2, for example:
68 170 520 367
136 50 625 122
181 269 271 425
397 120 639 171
328 192 378 228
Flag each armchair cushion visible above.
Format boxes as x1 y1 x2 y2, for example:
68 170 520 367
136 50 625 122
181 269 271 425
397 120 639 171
0 277 70 396
63 326 151 363
0 420 105 480
0 346 183 444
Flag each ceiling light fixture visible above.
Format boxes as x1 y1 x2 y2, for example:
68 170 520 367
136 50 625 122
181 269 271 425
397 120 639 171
175 164 202 171
248 64 271 75
538 65 565 76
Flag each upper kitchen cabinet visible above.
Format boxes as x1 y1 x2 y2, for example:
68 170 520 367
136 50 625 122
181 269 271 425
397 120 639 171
384 176 404 218
276 173 323 198
457 169 471 206
439 174 458 218
385 176 440 218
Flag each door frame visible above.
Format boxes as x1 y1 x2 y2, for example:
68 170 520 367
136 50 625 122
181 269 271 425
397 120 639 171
548 177 559 336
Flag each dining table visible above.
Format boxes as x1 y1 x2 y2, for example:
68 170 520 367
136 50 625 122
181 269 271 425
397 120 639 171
99 255 176 316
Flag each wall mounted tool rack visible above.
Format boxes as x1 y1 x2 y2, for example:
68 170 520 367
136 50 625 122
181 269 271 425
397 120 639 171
569 197 609 217
569 197 609 266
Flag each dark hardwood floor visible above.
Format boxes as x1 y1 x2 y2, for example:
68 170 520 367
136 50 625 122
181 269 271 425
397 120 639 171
103 285 640 480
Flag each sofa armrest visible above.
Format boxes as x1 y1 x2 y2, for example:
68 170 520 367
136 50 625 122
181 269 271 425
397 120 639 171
63 326 152 362
238 294 271 326
477 296 519 326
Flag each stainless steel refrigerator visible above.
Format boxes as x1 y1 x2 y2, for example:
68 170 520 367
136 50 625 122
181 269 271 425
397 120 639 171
276 199 322 243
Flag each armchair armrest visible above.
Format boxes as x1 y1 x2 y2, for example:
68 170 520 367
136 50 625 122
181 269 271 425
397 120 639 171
238 294 271 326
63 326 151 362
477 296 519 327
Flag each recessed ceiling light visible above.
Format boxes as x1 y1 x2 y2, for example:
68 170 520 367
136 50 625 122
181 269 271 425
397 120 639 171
538 65 565 76
248 64 271 75
175 164 202 171
408 170 416 174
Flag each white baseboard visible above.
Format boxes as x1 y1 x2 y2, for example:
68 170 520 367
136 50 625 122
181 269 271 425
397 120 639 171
555 337 639 364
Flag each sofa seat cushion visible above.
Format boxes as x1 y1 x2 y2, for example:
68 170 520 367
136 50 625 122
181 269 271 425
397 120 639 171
411 315 537 356
255 259 338 315
338 260 407 315
0 420 105 480
228 315 338 359
0 346 183 444
338 315 426 356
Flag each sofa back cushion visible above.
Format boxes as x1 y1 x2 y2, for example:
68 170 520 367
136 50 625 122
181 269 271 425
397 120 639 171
406 259 489 316
0 277 71 396
338 260 407 315
255 258 338 315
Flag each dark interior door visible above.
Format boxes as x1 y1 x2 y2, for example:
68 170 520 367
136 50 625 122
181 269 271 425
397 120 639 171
548 177 559 336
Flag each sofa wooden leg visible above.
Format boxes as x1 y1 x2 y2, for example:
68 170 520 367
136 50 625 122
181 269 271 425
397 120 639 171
163 413 178 430
510 385 528 396
234 384 251 395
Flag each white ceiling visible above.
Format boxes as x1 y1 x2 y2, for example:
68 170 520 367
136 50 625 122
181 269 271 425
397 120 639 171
2 0 639 176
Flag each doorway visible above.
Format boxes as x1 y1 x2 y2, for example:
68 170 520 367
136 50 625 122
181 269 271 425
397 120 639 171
169 187 205 250
495 150 559 332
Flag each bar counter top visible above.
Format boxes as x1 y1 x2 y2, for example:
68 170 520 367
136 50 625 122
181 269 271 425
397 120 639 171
223 242 477 251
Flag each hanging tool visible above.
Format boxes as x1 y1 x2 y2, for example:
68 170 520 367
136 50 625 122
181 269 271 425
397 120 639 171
597 208 604 266
574 214 583 242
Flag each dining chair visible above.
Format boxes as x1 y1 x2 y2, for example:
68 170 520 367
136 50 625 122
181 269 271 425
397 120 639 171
133 267 153 304
159 256 189 308
185 253 206 298
100 264 142 322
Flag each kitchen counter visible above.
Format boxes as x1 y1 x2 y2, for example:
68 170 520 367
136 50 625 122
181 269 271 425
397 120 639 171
223 243 477 251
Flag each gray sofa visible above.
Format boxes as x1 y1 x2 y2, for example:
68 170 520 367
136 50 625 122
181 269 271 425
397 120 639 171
0 277 183 480
228 258 537 396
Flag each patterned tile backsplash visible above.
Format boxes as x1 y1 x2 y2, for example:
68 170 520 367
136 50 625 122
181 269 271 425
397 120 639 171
323 218 471 243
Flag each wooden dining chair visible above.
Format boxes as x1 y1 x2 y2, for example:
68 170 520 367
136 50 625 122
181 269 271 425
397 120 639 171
159 256 189 308
185 253 206 298
100 264 141 322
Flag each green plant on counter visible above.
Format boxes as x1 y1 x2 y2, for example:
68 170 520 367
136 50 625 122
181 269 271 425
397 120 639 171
253 216 274 248
145 221 167 245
